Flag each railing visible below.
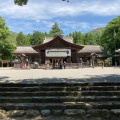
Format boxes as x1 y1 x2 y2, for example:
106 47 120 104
13 62 102 69
66 62 102 69
0 59 10 67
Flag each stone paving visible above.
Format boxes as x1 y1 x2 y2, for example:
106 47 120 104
0 67 120 83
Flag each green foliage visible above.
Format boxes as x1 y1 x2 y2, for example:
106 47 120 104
14 0 67 6
14 0 28 6
104 58 110 67
0 16 15 60
30 31 45 45
100 16 120 55
70 31 83 45
1 39 16 59
88 27 104 45
0 17 10 40
16 32 26 46
70 28 104 45
25 34 31 46
89 27 104 36
83 33 96 45
50 23 63 36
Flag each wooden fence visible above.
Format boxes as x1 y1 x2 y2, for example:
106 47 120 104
0 59 10 67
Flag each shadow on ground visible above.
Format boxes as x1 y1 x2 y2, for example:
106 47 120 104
0 74 120 84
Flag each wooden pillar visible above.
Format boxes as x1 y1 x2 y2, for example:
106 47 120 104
2 61 3 67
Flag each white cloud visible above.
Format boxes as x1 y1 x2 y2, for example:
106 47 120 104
0 0 119 34
0 0 120 20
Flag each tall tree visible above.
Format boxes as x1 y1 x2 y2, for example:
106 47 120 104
100 16 120 54
16 32 26 46
70 31 83 45
0 16 15 59
30 31 45 45
25 33 31 46
82 33 97 45
49 23 63 36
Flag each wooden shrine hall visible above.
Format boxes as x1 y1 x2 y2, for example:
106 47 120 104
14 35 104 68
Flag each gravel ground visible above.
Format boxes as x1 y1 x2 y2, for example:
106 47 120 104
0 67 120 83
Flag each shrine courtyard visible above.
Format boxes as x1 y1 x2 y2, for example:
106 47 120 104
0 67 120 83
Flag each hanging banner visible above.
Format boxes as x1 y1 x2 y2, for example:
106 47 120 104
46 49 71 57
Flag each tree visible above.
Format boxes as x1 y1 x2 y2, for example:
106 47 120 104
14 0 69 6
16 32 26 46
30 31 45 45
70 31 83 45
25 34 31 46
14 0 28 6
0 16 15 60
0 17 10 40
1 39 16 59
100 16 120 54
83 33 97 45
49 23 63 36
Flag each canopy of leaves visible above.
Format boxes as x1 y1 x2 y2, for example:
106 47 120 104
14 0 68 6
30 31 45 46
89 27 104 36
16 32 26 46
100 16 120 54
14 0 28 6
0 17 16 59
70 31 83 45
70 30 101 45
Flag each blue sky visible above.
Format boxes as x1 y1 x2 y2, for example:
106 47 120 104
0 0 119 35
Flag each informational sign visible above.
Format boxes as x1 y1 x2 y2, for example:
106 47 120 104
46 49 71 57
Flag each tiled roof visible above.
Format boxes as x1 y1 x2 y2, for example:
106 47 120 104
98 50 111 57
14 46 38 54
78 45 102 53
43 36 73 43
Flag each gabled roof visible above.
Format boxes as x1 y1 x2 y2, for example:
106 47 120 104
14 46 38 54
78 45 102 54
33 35 83 50
43 36 73 43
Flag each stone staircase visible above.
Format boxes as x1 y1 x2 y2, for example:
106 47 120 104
0 82 120 118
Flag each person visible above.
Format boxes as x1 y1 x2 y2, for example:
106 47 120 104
63 61 66 69
20 61 24 69
60 60 63 69
101 60 104 69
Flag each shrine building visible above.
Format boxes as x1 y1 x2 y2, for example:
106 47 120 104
14 35 105 68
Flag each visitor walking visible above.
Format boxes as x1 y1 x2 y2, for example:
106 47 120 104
63 61 66 69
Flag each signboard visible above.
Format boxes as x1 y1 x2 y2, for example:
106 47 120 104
46 49 71 57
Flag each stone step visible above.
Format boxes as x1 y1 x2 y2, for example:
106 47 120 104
0 91 120 96
0 102 120 111
0 82 88 87
1 86 120 92
0 96 120 103
1 82 120 87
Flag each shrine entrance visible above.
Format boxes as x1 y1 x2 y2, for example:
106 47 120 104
45 48 71 69
52 58 63 69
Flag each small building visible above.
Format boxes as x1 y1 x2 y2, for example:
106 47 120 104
78 45 103 61
14 46 39 68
